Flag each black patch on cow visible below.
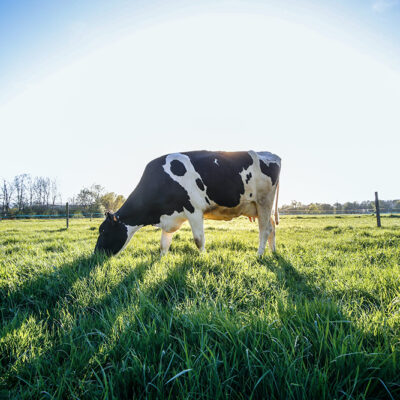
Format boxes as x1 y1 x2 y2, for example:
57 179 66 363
185 151 253 208
116 155 194 226
205 197 210 204
170 160 186 176
245 172 252 184
196 178 205 191
249 193 252 197
259 160 280 186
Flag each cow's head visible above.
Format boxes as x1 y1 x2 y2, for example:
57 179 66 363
94 212 128 255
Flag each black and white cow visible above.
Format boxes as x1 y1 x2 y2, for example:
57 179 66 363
95 150 281 256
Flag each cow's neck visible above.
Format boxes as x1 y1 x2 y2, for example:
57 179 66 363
115 195 144 227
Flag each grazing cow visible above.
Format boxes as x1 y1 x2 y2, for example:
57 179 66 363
95 150 281 256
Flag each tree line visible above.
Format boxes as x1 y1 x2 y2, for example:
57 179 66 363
280 200 400 214
1 174 59 213
1 174 125 216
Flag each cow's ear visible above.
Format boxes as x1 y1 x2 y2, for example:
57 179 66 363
106 211 118 224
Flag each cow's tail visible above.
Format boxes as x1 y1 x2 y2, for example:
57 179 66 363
274 180 280 226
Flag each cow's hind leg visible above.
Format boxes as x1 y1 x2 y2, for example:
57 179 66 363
187 211 205 252
160 230 173 256
267 216 276 252
256 203 273 256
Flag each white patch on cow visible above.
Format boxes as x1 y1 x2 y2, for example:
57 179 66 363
116 224 143 254
257 151 281 168
155 210 187 233
163 153 210 211
214 158 219 166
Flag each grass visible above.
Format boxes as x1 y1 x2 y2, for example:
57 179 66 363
0 215 399 399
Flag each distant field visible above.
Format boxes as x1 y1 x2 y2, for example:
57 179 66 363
1 215 399 399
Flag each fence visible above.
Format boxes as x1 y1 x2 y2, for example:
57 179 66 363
279 208 400 215
1 209 400 220
0 202 105 220
0 213 104 220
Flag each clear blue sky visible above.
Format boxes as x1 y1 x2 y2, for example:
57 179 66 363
1 0 399 205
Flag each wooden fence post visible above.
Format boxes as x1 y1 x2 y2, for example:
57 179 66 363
375 192 381 228
66 202 69 229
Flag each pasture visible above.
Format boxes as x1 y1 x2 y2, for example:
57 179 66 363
0 215 399 399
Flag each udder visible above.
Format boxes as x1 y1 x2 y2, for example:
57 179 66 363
204 201 257 221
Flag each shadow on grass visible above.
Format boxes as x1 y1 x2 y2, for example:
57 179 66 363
259 253 313 297
254 252 400 399
0 252 152 395
2 248 400 399
0 252 109 333
259 252 382 306
85 252 399 399
40 227 69 233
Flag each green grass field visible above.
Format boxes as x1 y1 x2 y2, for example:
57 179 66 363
1 215 399 399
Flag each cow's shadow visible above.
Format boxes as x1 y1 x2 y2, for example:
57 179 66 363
1 252 108 333
1 251 152 392
258 253 318 299
260 252 385 311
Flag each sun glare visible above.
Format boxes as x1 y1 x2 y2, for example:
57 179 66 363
1 10 399 204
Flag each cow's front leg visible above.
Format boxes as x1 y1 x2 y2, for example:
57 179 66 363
187 210 205 252
160 230 173 256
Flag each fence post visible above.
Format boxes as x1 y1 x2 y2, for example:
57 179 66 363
66 202 69 229
374 192 381 228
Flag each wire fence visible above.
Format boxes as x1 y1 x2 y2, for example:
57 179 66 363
279 208 400 215
1 209 400 220
0 213 104 220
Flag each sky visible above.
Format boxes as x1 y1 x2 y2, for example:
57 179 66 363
0 0 399 205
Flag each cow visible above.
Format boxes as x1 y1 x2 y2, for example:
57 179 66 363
94 150 281 256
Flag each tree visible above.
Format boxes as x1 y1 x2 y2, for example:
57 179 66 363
100 192 126 211
1 179 15 212
50 179 59 206
333 202 342 212
343 202 356 213
290 200 301 208
32 177 50 206
14 174 29 211
76 184 105 213
308 203 320 213
320 203 334 213
76 188 96 208
27 175 34 206
38 177 51 206
114 194 125 210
